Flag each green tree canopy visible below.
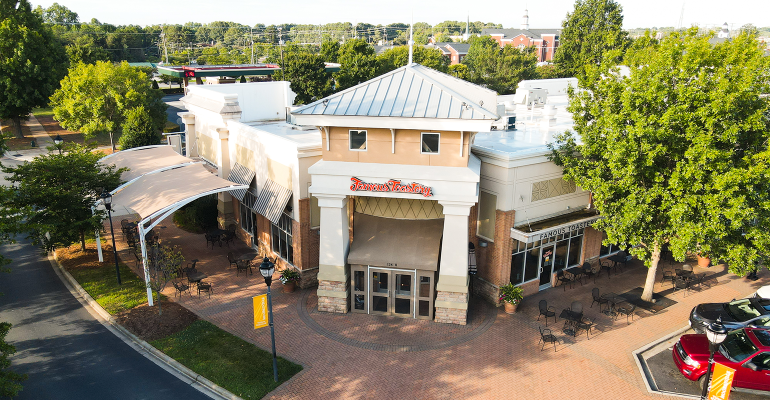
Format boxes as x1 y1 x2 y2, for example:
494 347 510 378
320 40 340 63
549 29 770 302
118 106 161 150
0 144 125 252
50 61 167 150
273 45 332 104
0 0 68 138
65 34 110 65
334 38 377 91
35 2 79 24
552 0 630 82
462 36 537 94
376 45 449 74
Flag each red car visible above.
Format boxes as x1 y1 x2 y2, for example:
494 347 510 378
673 327 770 391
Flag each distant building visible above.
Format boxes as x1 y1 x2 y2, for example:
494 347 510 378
717 22 730 39
444 43 470 65
481 9 561 62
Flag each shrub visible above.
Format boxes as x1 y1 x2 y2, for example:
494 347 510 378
173 194 218 232
118 106 160 150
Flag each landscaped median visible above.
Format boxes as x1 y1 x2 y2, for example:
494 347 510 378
54 242 302 399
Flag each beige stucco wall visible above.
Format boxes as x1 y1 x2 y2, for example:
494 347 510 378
197 132 218 163
323 127 470 167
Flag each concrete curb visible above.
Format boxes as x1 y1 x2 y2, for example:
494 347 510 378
48 251 243 400
633 325 699 399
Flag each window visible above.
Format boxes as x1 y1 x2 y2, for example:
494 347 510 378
599 232 623 256
308 183 320 229
271 211 294 265
239 200 256 237
477 191 497 241
349 130 367 151
421 132 440 154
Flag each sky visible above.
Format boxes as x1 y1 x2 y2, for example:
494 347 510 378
31 0 770 30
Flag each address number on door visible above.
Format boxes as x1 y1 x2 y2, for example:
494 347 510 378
386 263 398 267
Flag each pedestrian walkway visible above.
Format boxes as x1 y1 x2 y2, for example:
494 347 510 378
3 114 55 162
105 220 767 400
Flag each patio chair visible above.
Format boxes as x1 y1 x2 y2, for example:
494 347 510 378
591 288 609 312
221 231 236 247
615 303 637 324
227 252 238 269
537 300 556 326
172 281 191 298
556 270 573 291
227 224 236 234
682 264 693 272
569 301 583 315
599 260 615 279
236 260 251 276
197 281 213 298
661 270 675 286
575 316 594 339
204 233 218 249
538 326 559 352
674 275 691 297
582 262 597 284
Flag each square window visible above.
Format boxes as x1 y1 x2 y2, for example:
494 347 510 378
421 133 440 154
349 130 367 151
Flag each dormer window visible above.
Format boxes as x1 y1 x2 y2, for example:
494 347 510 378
349 130 367 151
421 132 440 154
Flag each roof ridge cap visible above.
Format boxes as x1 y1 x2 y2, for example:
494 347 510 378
408 66 499 119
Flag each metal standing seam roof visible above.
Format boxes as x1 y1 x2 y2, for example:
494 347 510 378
100 146 193 183
292 63 499 121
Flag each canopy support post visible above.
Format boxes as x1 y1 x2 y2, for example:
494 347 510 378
139 222 153 306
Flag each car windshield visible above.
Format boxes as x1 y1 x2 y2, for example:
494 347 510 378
719 330 759 362
726 299 762 321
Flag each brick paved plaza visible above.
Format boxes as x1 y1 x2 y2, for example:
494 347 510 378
112 220 767 400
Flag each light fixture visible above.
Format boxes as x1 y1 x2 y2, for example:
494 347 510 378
700 316 729 400
100 190 121 285
101 191 113 211
54 134 64 154
259 257 276 283
258 256 279 382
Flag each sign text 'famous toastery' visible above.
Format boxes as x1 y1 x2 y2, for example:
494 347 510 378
350 177 433 197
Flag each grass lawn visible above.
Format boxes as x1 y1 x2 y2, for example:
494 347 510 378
66 262 160 314
152 321 302 399
32 107 120 149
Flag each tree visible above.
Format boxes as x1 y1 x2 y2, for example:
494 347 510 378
448 64 469 80
146 244 184 315
376 45 449 74
37 2 78 25
50 61 167 151
273 45 332 104
334 39 378 91
0 0 68 138
320 40 340 62
462 37 537 94
118 106 160 150
552 0 630 82
0 144 124 252
535 64 560 79
549 29 770 302
0 321 26 398
65 35 110 65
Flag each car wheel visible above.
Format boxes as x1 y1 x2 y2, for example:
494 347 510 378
699 374 708 391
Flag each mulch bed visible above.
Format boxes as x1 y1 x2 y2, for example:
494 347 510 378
57 242 115 271
1 119 34 151
116 301 199 342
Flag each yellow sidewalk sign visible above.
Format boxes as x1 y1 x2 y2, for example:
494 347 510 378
253 295 268 329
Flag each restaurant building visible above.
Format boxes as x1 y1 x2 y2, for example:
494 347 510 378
179 65 622 325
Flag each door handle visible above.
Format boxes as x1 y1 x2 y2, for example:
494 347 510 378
539 267 543 273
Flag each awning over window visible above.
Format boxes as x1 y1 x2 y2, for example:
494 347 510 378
100 145 192 183
111 163 247 221
511 212 601 244
347 213 444 271
254 179 292 224
227 163 255 201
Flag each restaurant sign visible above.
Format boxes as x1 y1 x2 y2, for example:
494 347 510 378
350 177 433 197
511 215 601 244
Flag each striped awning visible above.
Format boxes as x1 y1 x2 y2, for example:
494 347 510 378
254 179 292 224
227 163 255 201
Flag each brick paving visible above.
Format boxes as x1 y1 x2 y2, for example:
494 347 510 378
108 219 769 400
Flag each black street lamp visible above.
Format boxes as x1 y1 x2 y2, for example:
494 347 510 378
54 134 63 155
100 191 121 285
701 316 728 399
259 257 279 383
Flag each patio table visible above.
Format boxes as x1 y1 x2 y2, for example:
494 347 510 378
600 292 626 316
565 266 584 286
607 254 627 271
239 252 260 262
187 271 208 284
559 309 583 336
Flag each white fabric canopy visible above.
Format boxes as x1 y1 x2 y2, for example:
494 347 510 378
101 145 193 183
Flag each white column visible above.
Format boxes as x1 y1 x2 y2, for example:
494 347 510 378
179 112 197 157
215 127 235 228
435 201 474 325
139 223 153 307
315 194 349 313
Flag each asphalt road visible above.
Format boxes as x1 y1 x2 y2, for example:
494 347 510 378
0 236 211 400
163 94 185 128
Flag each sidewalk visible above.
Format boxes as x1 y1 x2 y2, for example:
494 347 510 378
108 221 767 400
3 114 55 162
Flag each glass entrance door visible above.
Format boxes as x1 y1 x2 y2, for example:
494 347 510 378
368 268 415 317
539 244 555 288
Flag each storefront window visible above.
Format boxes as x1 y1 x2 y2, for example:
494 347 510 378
567 234 583 267
349 130 367 151
477 191 497 241
239 200 256 237
600 233 622 256
421 132 440 154
510 229 586 287
271 211 294 265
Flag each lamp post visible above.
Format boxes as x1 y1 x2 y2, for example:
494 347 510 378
259 257 279 382
100 191 121 285
701 316 728 399
54 134 63 155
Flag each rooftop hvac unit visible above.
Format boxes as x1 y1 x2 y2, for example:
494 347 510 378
506 115 516 131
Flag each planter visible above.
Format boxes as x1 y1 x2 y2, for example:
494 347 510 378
697 255 711 268
282 281 296 293
504 301 518 314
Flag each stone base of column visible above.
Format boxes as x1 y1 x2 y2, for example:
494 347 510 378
317 280 348 313
217 196 236 228
299 267 319 289
434 291 468 325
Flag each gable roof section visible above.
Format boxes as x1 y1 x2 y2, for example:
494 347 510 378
445 43 471 54
292 63 498 121
482 28 560 39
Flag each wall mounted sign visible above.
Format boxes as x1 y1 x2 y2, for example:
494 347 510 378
350 177 433 198
511 215 601 244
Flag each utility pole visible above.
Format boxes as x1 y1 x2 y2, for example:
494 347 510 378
160 26 169 64
250 28 254 64
278 27 284 66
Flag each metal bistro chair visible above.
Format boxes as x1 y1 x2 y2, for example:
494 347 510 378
226 252 238 269
537 300 557 326
197 281 213 298
172 281 191 298
204 233 218 249
236 259 252 276
662 269 676 287
220 231 236 247
582 262 598 284
575 316 594 340
674 275 691 297
538 326 559 352
570 301 583 315
556 270 573 291
591 288 609 312
615 303 637 324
